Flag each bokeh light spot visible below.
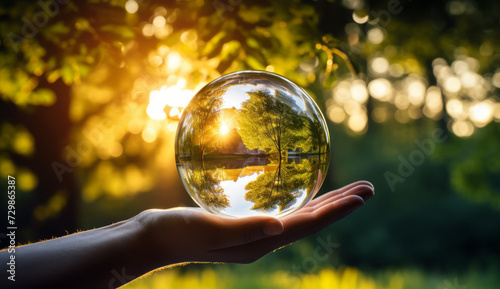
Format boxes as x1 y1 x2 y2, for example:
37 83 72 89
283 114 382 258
352 11 368 24
368 78 392 101
153 16 166 28
367 28 384 44
452 120 474 137
350 80 368 103
348 113 367 133
125 0 139 14
371 57 389 75
328 106 346 124
444 76 461 94
142 127 157 143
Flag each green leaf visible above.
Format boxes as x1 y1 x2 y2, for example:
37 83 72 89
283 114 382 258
238 6 261 24
60 62 74 85
202 31 227 58
217 41 240 74
246 48 267 69
100 25 135 39
30 88 56 106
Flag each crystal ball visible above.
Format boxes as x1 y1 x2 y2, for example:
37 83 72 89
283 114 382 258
175 71 330 218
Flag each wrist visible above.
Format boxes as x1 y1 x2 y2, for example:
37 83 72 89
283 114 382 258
128 210 179 271
122 212 162 274
131 209 190 268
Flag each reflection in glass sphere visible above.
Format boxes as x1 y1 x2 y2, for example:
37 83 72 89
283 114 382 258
175 71 330 218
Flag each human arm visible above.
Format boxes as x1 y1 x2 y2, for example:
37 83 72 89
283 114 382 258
0 181 374 289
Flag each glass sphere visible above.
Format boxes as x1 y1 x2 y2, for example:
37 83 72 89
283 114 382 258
175 71 330 218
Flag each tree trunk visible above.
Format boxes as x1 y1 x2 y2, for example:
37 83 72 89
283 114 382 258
27 79 79 241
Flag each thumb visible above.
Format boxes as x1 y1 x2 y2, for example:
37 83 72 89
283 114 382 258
262 218 285 237
212 216 284 249
241 216 285 243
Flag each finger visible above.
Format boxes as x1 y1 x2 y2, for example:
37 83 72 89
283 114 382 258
199 183 372 251
309 195 364 232
298 184 373 213
314 184 373 208
307 180 374 207
206 216 284 250
208 195 364 263
280 195 364 235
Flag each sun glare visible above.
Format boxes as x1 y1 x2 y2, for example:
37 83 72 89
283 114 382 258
220 123 229 135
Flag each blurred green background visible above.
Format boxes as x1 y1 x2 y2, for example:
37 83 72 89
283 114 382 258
1 0 499 288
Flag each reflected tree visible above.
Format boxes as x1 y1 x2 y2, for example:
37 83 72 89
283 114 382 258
182 86 226 168
238 90 326 211
304 116 329 167
183 160 229 209
237 90 306 161
245 158 320 211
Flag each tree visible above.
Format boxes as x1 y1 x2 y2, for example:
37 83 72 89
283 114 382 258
0 0 319 240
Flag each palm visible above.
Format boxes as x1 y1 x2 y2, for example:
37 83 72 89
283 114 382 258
139 181 374 266
210 180 373 263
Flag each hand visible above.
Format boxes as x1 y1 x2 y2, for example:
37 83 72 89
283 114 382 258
134 181 374 267
1 181 373 289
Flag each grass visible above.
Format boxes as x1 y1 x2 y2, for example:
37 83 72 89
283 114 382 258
123 265 500 289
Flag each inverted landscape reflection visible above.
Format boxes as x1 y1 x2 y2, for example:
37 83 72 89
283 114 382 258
176 71 330 218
